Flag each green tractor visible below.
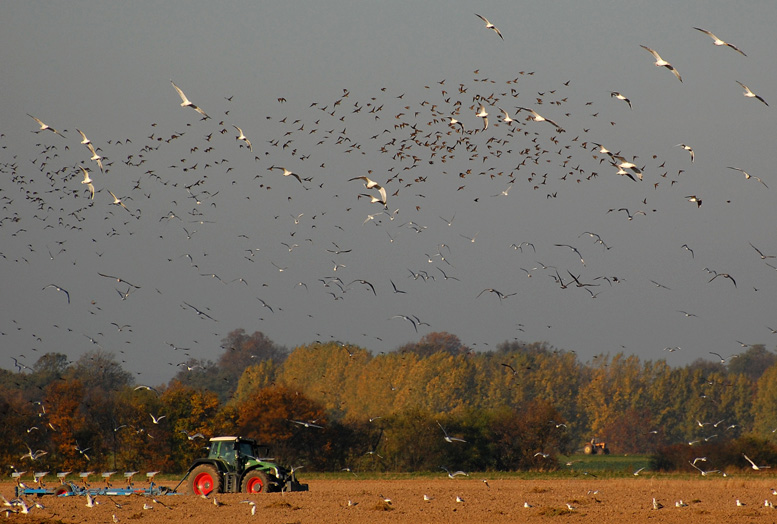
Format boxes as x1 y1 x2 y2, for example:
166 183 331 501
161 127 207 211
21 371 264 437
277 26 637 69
181 436 308 495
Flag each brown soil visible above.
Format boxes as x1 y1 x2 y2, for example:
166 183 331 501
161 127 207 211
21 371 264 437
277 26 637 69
4 476 777 523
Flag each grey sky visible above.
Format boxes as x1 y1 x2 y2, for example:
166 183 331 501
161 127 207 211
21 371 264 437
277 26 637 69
2 1 776 385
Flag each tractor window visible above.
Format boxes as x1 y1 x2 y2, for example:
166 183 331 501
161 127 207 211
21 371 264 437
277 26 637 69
221 441 237 468
239 441 254 459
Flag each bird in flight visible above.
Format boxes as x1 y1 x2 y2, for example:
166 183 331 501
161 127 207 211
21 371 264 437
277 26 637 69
475 104 489 130
79 165 95 199
736 81 768 106
517 107 564 132
438 422 466 443
694 27 746 56
42 284 70 304
743 453 771 471
272 166 303 184
727 166 768 187
440 466 468 478
475 13 503 40
675 143 694 162
233 125 252 151
86 143 104 172
76 128 91 145
170 80 210 119
640 45 682 82
610 91 632 109
27 114 65 137
476 288 515 302
749 242 775 260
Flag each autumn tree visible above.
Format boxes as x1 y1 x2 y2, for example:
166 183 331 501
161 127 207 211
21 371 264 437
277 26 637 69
752 363 777 436
727 344 777 381
235 384 330 467
216 329 287 398
397 331 469 357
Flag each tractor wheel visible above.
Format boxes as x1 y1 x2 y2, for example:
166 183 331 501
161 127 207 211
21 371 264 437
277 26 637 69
188 464 221 496
602 447 610 455
583 443 595 455
54 485 73 496
242 470 271 494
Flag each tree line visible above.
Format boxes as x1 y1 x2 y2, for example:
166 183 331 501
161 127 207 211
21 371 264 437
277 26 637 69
2 328 777 474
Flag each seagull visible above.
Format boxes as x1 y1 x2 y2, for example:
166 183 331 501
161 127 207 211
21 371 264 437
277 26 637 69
423 494 433 501
749 242 775 260
440 466 468 478
694 28 746 56
170 80 210 119
517 107 564 132
75 442 91 461
685 195 702 207
475 13 503 40
181 429 205 440
640 45 682 82
241 500 257 515
350 176 387 204
289 419 323 429
233 126 252 151
27 114 65 137
689 461 719 476
272 166 303 184
610 91 632 109
86 143 104 171
42 284 70 304
736 81 768 106
79 165 95 199
149 413 166 424
476 288 515 302
20 444 48 461
498 107 514 123
743 453 771 471
727 166 768 187
554 243 585 266
438 422 466 443
475 104 489 130
76 128 91 145
107 190 131 212
390 314 418 332
633 467 646 476
675 143 694 162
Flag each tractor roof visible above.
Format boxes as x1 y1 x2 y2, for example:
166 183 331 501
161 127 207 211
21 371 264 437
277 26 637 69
209 436 257 443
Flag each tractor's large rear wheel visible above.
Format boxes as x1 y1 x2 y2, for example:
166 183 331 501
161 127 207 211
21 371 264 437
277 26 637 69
189 464 221 496
241 470 271 493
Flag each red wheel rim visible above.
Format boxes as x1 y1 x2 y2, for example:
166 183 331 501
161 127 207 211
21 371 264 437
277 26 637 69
246 476 263 493
194 472 214 495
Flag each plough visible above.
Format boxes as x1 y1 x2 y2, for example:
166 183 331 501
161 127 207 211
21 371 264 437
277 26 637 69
13 471 178 498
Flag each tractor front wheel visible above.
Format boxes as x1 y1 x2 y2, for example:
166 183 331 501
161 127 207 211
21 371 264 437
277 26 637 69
242 470 271 493
188 464 221 496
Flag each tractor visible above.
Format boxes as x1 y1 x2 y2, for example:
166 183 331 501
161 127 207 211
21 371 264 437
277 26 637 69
582 438 610 455
180 436 308 495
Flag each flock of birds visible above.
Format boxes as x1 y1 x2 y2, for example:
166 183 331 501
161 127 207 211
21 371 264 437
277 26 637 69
2 14 776 484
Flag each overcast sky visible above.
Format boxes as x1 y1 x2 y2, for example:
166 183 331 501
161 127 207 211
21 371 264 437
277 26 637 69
2 1 776 386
